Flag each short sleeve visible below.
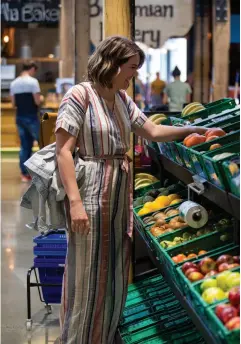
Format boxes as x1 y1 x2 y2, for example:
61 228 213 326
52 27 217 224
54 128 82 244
10 81 14 96
55 85 87 137
163 85 169 95
124 92 148 131
32 79 41 94
186 83 192 94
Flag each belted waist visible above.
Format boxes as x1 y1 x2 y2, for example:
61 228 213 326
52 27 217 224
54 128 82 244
81 154 132 172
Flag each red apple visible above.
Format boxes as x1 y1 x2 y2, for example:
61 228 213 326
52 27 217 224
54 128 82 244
185 267 200 277
228 263 240 269
216 255 234 266
188 271 204 282
220 306 238 324
182 262 198 274
218 263 230 272
216 304 230 320
229 286 240 307
199 257 217 274
225 317 240 330
204 270 219 278
233 256 240 264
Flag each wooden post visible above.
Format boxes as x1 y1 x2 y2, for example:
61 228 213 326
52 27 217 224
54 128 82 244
59 0 75 78
103 0 134 283
74 0 90 83
212 0 230 100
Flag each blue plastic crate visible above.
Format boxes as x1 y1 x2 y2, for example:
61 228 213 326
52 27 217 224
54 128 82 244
33 230 67 245
38 267 64 304
34 257 66 268
33 246 67 256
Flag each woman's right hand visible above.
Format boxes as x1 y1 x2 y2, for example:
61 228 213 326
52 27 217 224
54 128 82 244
70 200 90 235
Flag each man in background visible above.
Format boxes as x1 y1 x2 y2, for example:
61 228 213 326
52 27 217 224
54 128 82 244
10 61 42 182
163 66 192 112
151 72 166 107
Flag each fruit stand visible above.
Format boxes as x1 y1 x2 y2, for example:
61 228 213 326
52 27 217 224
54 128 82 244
126 100 240 344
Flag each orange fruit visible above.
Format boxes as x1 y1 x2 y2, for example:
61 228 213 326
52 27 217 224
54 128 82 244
172 256 179 263
209 143 222 150
187 253 198 259
176 254 187 262
198 250 207 255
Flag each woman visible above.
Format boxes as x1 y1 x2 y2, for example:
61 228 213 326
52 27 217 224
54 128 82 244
55 36 207 344
163 66 192 112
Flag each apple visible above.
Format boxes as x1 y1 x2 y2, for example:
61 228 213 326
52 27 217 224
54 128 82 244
185 267 199 277
199 257 217 274
218 263 230 272
216 304 230 320
202 287 226 304
226 272 240 290
200 278 217 291
182 262 198 274
188 271 204 282
216 254 234 266
233 256 240 264
216 271 232 291
228 263 240 269
205 270 219 278
219 305 238 324
225 317 240 330
229 286 240 306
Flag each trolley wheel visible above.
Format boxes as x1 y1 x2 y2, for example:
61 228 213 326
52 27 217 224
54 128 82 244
45 304 52 314
26 319 32 331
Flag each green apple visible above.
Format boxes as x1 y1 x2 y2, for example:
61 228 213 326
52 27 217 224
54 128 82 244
200 278 217 292
226 272 240 290
216 271 232 291
202 287 226 304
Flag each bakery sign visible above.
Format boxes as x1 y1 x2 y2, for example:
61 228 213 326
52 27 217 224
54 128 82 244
91 0 194 48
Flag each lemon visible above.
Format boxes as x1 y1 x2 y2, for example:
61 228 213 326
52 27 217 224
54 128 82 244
170 199 183 205
167 194 180 202
138 208 151 216
143 202 154 209
229 163 239 176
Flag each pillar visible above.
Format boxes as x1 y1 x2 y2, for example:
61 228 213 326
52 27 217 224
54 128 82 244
212 0 230 100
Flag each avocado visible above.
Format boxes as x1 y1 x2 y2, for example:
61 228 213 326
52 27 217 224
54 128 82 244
143 196 155 203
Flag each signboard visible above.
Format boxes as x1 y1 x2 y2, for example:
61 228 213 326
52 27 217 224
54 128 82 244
1 1 60 24
90 0 194 48
1 0 194 49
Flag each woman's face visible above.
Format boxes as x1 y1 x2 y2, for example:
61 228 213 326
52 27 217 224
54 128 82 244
112 54 140 90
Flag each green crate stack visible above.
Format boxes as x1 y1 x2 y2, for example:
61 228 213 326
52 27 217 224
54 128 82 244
201 142 240 189
190 108 240 128
120 274 206 344
176 245 239 301
187 131 240 177
222 156 240 197
206 302 240 344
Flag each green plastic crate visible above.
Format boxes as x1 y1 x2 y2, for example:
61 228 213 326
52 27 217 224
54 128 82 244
135 181 162 198
206 302 240 344
191 109 240 128
202 142 240 189
176 245 239 299
222 156 240 197
188 267 240 319
181 98 236 123
220 120 240 133
187 131 240 177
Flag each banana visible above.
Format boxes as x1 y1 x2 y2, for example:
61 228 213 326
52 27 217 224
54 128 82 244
182 102 205 116
149 113 166 122
135 173 158 182
135 182 153 190
153 117 166 125
135 178 154 187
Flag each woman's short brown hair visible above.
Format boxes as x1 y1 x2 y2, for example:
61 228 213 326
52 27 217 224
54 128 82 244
87 36 145 88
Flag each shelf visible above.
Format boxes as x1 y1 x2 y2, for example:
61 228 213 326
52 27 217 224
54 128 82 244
147 146 240 220
134 225 221 344
7 57 59 63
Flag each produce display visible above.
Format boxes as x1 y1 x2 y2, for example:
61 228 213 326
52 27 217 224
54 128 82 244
181 253 240 283
214 287 240 330
132 100 240 344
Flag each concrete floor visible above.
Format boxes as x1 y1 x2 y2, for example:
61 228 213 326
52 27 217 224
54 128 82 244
1 159 60 344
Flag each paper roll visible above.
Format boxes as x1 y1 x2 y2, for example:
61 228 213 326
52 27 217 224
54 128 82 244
179 201 208 228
